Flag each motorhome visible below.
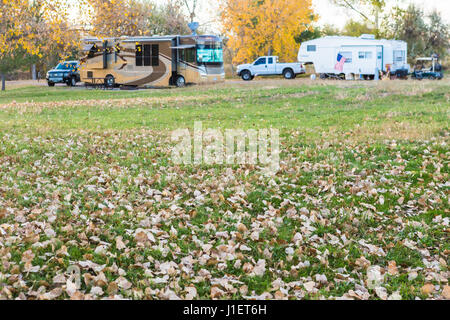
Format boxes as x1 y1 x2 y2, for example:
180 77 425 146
80 35 225 88
298 34 410 79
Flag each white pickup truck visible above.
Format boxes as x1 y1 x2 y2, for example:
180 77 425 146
236 56 305 81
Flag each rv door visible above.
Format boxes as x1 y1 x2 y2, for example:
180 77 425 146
179 49 187 71
376 46 383 71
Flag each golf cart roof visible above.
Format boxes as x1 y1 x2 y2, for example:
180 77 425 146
416 57 435 61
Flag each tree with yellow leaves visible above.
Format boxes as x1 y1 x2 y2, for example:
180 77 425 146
220 0 316 64
0 0 80 90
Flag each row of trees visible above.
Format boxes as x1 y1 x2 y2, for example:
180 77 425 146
1 0 449 90
0 0 80 90
0 0 195 90
296 2 449 62
221 0 449 65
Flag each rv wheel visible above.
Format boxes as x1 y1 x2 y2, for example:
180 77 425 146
175 76 186 88
48 81 55 87
105 75 115 88
283 69 294 79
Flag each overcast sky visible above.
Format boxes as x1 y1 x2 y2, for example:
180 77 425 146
312 0 450 28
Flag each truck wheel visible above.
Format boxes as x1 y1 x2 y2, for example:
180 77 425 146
283 69 294 79
66 77 76 87
241 70 252 81
105 75 115 88
175 75 186 87
48 81 55 87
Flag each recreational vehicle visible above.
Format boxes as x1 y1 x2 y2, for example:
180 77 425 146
80 35 225 88
298 34 410 79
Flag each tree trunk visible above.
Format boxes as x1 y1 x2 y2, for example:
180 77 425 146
31 64 37 80
375 8 379 31
1 73 5 91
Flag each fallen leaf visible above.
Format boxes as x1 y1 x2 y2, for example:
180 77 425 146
387 261 398 275
375 286 388 300
211 286 225 299
421 283 434 296
442 285 450 300
304 281 316 292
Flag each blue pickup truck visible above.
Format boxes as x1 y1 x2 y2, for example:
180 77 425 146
46 61 80 87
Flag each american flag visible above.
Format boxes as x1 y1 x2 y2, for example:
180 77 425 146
335 53 346 72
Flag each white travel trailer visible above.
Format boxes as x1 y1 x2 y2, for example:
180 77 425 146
298 34 410 79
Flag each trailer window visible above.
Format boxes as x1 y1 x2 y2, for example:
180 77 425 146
136 44 159 67
307 45 316 52
339 51 352 63
358 52 373 59
393 50 405 63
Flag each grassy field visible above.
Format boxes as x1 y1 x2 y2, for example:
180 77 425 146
0 79 448 300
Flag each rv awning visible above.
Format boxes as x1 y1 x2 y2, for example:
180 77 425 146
170 45 196 49
82 43 96 51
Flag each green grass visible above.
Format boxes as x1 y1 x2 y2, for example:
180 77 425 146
1 82 448 138
0 79 448 300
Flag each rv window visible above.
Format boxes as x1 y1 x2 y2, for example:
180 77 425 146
136 44 159 67
254 58 266 65
377 52 382 59
307 45 316 52
151 44 159 66
144 45 151 66
268 57 273 64
186 48 196 63
339 52 352 63
358 52 373 59
136 44 143 66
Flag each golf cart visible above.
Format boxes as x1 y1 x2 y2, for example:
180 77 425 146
411 54 443 80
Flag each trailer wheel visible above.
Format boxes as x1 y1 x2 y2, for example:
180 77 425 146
283 69 294 79
175 75 186 87
105 75 115 88
241 70 252 81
